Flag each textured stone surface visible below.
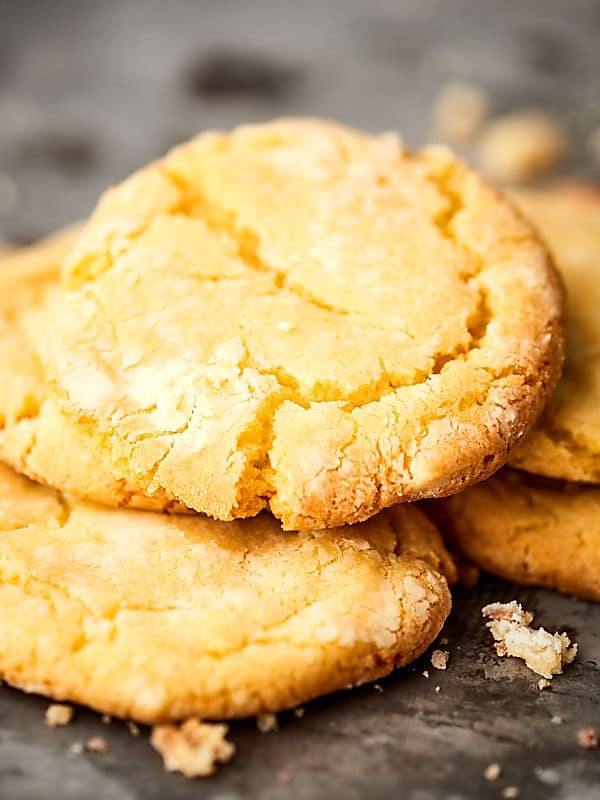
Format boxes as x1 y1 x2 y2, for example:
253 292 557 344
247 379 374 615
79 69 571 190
0 580 598 800
0 0 599 797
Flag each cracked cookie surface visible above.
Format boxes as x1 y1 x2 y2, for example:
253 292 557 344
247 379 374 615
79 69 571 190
0 461 454 722
429 468 600 602
5 119 564 529
508 186 600 482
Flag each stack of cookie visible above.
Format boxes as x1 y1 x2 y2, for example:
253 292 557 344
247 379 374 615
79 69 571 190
0 119 565 727
431 186 600 602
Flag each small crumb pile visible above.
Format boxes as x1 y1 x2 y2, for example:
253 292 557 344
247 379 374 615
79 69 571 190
482 602 577 679
44 704 73 728
151 719 235 778
431 649 449 670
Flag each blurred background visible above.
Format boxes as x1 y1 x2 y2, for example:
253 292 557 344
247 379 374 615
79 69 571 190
1 0 599 243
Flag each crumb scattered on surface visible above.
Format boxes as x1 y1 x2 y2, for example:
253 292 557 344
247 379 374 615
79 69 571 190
293 707 305 718
431 649 449 670
431 81 490 144
68 741 84 757
151 719 234 778
45 704 73 727
86 736 108 753
483 762 502 781
534 766 561 786
373 683 383 692
551 715 563 725
502 787 520 799
578 727 598 750
101 714 111 725
127 721 140 736
439 637 448 646
482 601 577 679
257 713 278 733
422 670 430 679
434 685 441 693
477 110 567 184
537 678 550 691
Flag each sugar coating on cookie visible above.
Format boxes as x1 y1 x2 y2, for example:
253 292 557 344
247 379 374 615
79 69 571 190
4 119 563 528
509 187 600 483
0 231 189 513
0 461 453 722
429 468 600 602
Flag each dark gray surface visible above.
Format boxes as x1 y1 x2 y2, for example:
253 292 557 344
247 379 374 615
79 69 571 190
1 580 598 800
1 1 600 798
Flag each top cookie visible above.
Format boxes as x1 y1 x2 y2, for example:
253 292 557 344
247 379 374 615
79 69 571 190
508 186 600 482
10 120 564 529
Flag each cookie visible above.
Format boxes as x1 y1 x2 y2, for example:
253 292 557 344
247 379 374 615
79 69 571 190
0 231 189 513
7 119 564 529
508 186 600 482
0 461 454 723
429 468 600 602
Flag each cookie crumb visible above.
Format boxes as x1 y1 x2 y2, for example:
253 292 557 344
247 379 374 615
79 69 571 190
537 678 550 691
434 685 441 693
373 683 383 692
577 727 598 750
502 787 519 799
551 715 563 725
86 736 108 753
431 81 490 145
482 602 577 678
151 719 234 778
101 714 111 725
293 707 305 719
483 762 501 781
431 649 449 670
127 721 140 736
477 110 567 184
422 670 430 679
439 637 448 646
45 704 73 728
257 713 278 733
68 741 84 757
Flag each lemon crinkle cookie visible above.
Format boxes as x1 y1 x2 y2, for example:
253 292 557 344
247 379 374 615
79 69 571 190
1 119 564 529
0 461 454 722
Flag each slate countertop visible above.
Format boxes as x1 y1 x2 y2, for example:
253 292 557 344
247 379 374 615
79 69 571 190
0 1 599 798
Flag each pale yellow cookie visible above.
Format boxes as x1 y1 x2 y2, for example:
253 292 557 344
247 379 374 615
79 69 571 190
4 119 564 529
429 468 600 602
0 461 454 723
0 231 188 512
508 186 600 482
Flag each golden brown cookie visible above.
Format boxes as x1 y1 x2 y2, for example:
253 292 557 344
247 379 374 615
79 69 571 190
428 468 600 602
0 461 454 723
4 120 564 529
508 186 600 482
